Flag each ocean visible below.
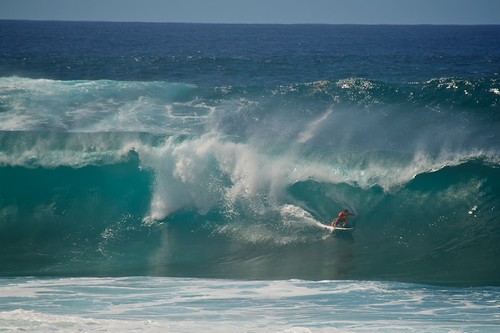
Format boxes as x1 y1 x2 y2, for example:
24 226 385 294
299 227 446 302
0 20 499 332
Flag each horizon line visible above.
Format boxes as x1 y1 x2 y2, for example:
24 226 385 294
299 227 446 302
1 18 499 27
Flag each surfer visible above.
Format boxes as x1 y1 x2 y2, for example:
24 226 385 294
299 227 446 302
331 209 356 228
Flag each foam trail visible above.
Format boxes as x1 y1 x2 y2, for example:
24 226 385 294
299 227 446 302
297 108 334 143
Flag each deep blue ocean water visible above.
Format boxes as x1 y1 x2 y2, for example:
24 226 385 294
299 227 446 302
0 20 499 331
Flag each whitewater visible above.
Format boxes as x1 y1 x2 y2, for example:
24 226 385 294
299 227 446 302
1 21 499 332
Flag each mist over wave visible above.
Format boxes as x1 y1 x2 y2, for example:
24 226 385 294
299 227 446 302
1 76 498 151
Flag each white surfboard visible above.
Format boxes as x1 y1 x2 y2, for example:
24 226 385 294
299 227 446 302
331 226 353 231
313 221 353 232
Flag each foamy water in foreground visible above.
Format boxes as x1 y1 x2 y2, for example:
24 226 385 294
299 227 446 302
1 277 499 332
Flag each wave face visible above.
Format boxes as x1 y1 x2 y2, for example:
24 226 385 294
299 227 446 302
0 22 499 285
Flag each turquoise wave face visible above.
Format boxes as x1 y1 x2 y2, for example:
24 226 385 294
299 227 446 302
0 75 498 285
0 75 499 285
0 138 499 285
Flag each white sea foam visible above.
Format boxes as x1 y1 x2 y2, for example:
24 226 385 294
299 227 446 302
134 127 499 222
1 277 498 333
0 77 202 133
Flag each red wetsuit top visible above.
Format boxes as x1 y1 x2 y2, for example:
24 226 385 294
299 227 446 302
337 211 349 222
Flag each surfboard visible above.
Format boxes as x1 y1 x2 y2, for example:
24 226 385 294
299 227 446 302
314 221 353 232
332 227 353 231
